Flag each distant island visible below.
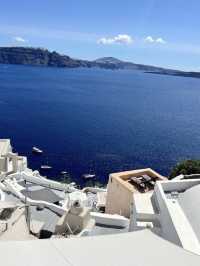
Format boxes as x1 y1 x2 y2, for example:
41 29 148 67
0 46 199 79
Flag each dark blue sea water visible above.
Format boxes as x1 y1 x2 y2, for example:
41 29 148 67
0 64 200 185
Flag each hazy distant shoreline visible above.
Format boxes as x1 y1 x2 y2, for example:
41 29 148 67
146 71 200 79
0 46 199 79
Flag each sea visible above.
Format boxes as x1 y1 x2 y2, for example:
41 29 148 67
0 64 200 186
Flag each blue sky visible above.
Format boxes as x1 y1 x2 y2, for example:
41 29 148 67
0 0 200 70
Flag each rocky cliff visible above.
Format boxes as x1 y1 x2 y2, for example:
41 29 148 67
0 47 91 68
0 47 199 79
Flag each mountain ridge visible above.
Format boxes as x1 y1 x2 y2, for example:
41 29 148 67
0 47 199 79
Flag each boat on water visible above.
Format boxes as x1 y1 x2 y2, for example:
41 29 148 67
32 146 43 154
40 165 52 170
82 173 96 179
61 171 68 175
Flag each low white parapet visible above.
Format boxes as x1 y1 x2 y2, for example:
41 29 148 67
8 171 77 193
91 212 129 228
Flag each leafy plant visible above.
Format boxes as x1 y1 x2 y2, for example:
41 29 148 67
169 160 200 179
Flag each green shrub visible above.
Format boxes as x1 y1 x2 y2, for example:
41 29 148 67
169 160 200 179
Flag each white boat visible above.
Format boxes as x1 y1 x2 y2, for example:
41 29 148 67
32 146 43 154
40 165 52 170
61 171 68 175
82 174 95 179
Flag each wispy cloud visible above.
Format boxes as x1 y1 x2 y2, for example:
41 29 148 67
145 36 166 44
98 34 133 45
145 36 154 43
2 24 200 59
0 25 98 43
156 37 166 44
13 36 28 43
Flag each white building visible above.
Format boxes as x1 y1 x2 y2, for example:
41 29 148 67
130 178 200 255
0 139 200 264
0 139 27 175
0 229 200 266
